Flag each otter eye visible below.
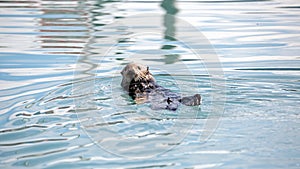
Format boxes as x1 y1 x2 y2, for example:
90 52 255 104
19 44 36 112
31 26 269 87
137 66 141 70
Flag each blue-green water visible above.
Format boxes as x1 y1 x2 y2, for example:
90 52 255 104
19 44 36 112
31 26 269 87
0 0 299 168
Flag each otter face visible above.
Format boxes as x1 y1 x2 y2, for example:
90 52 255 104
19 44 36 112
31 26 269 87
121 63 155 91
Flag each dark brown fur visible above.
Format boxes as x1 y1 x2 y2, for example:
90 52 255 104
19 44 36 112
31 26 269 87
121 63 201 111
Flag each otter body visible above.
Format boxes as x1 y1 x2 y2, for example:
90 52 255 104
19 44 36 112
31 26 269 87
121 63 201 111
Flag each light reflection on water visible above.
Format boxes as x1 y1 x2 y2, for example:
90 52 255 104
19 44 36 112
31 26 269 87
0 0 299 168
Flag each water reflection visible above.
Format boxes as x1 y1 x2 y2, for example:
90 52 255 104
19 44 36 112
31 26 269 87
36 0 88 55
0 0 299 168
161 0 178 41
161 0 180 64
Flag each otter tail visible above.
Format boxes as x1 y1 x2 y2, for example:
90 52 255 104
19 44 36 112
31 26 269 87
180 94 201 106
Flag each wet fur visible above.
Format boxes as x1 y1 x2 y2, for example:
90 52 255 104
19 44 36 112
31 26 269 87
121 63 201 111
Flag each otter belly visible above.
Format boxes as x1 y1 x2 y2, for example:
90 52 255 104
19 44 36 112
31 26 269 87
129 80 200 111
148 86 181 111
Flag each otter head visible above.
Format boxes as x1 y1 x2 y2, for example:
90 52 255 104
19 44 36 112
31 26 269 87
121 63 155 91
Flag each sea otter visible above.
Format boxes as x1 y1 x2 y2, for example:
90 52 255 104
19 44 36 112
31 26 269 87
121 63 201 111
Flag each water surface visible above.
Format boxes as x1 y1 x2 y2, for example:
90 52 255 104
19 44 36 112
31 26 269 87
0 0 299 168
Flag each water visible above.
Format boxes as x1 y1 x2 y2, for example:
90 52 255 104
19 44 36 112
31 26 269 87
0 0 299 168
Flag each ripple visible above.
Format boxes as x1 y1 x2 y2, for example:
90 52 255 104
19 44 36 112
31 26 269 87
0 138 70 147
0 124 47 134
0 0 300 168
